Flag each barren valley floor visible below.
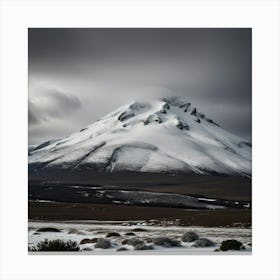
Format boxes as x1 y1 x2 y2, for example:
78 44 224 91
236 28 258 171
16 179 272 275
28 172 251 253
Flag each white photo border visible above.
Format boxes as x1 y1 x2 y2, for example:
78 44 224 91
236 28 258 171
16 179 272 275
0 0 280 279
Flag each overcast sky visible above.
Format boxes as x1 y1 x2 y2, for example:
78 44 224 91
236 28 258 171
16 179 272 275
28 28 251 145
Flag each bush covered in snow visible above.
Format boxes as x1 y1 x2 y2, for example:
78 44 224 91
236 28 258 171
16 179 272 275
182 231 199 242
192 238 215 248
30 239 80 251
152 236 181 247
220 240 244 251
94 238 111 249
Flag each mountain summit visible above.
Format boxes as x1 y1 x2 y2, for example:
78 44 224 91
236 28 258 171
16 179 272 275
29 97 251 176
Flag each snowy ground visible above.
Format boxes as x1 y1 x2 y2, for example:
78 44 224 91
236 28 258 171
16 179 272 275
28 220 252 254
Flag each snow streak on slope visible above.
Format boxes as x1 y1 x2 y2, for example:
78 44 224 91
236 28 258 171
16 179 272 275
29 97 251 176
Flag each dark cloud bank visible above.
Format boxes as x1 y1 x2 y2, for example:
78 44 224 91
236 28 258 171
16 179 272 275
28 28 251 145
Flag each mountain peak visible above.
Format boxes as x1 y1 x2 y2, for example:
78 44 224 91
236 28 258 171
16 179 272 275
110 96 219 130
29 97 251 176
162 96 190 106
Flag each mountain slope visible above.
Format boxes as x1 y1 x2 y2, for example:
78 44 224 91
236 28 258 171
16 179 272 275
29 97 251 176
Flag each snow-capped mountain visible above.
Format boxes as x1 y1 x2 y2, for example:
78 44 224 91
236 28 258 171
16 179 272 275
29 97 251 176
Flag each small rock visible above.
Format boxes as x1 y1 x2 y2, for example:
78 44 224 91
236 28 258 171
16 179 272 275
126 237 144 247
81 247 93 251
134 244 154 250
106 232 121 238
94 238 111 249
193 238 215 248
36 227 61 233
80 238 98 245
153 237 181 248
117 247 128 252
182 231 199 242
80 238 91 245
125 232 136 236
132 228 148 232
220 240 244 251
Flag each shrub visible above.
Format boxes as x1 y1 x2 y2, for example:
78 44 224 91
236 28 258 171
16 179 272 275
182 231 199 242
94 238 111 249
220 240 244 251
36 227 61 233
153 237 181 248
106 232 121 237
192 238 215 248
30 239 80 251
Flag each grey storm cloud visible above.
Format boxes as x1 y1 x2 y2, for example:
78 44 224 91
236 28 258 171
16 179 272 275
29 84 82 124
28 28 251 145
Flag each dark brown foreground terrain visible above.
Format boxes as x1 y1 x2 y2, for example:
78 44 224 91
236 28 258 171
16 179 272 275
29 171 251 227
29 201 251 227
29 171 251 201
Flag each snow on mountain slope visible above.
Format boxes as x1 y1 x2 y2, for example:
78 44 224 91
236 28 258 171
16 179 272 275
29 97 252 176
